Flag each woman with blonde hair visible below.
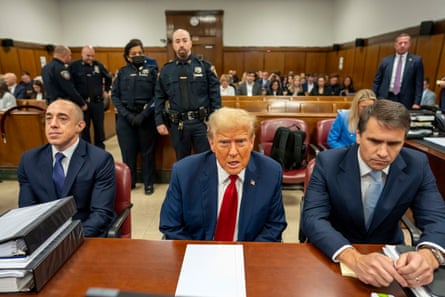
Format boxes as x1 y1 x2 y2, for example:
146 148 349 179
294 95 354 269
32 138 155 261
327 89 376 148
219 74 236 96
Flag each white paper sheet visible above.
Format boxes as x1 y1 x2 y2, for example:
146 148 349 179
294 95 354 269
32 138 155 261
424 137 445 147
175 244 246 297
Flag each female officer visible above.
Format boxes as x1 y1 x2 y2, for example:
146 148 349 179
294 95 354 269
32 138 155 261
111 39 158 195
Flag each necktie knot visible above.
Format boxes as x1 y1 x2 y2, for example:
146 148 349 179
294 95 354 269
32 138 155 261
229 175 238 183
369 170 382 183
55 152 65 163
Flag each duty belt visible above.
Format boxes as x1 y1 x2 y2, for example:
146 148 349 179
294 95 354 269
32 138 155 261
123 103 146 113
168 107 209 123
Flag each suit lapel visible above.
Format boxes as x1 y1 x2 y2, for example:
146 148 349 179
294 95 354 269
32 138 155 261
201 154 218 239
61 140 86 197
237 157 259 240
338 147 367 230
368 154 409 231
41 145 58 197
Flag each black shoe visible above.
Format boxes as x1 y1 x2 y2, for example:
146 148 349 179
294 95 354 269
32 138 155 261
145 185 154 195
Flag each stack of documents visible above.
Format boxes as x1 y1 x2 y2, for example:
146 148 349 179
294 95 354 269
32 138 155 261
382 245 445 297
0 197 84 292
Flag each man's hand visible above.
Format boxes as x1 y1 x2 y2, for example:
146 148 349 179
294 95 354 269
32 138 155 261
81 104 88 111
131 113 145 126
338 248 407 287
157 124 169 135
395 250 438 287
411 103 421 109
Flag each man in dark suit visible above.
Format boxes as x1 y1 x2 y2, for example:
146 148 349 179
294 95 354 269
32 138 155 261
303 99 445 288
372 33 424 109
18 99 116 237
159 107 287 241
236 71 262 96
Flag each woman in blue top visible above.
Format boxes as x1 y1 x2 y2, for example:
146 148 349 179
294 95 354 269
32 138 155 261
327 89 376 148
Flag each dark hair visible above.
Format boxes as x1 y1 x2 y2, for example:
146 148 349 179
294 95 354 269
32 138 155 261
357 99 411 135
123 39 144 63
0 80 8 97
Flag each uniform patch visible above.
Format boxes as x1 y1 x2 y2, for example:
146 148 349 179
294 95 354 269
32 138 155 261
140 69 149 76
60 70 70 80
94 65 100 73
194 67 202 74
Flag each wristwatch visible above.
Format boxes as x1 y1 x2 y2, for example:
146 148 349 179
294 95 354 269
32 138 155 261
419 245 445 265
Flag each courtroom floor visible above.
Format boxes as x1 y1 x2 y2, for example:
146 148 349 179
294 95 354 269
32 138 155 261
0 136 302 243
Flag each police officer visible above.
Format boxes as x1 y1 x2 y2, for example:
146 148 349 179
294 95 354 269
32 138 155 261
41 45 87 110
70 45 112 149
155 28 221 161
111 39 158 195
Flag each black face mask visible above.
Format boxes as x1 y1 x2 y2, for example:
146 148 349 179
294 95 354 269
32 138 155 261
132 56 145 67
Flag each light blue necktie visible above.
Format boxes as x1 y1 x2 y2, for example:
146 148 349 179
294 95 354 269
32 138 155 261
393 55 403 95
52 152 65 198
364 170 383 229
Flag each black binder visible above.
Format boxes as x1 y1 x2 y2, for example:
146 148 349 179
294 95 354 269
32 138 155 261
0 219 84 292
0 196 77 257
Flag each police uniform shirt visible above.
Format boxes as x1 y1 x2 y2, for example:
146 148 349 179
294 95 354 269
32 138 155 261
154 55 221 126
41 58 85 107
69 60 112 101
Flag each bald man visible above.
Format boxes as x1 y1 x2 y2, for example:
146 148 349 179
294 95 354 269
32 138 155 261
69 46 112 149
41 45 87 110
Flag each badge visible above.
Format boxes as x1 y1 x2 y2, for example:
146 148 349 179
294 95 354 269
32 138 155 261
194 67 202 74
141 69 149 76
60 70 70 80
94 65 100 73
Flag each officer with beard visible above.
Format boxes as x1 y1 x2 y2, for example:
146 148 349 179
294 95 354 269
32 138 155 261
111 39 158 195
155 29 221 161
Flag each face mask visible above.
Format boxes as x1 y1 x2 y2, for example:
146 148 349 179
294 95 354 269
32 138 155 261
132 55 145 67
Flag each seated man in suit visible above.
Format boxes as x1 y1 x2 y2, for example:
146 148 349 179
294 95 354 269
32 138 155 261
236 71 262 96
159 107 287 241
18 99 116 237
303 99 445 288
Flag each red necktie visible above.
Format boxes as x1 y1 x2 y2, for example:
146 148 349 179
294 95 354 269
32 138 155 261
214 175 238 241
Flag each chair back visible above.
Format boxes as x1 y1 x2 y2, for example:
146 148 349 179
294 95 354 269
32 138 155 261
315 118 334 149
260 118 309 186
260 118 309 157
114 161 132 238
303 158 316 193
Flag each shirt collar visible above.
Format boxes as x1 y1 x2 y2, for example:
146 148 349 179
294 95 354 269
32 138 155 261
52 138 80 161
357 146 389 177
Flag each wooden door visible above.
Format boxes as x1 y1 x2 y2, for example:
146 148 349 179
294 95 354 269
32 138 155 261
165 10 223 74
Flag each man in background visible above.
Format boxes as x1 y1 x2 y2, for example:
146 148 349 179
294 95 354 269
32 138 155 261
155 28 221 161
420 77 436 106
372 33 424 109
70 45 112 149
42 45 87 110
3 72 27 99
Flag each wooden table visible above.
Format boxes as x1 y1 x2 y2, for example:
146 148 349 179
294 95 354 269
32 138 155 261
6 239 408 297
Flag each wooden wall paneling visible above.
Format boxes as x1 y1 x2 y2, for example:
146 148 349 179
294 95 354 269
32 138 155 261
107 51 126 75
0 47 21 77
284 51 306 74
305 52 327 75
340 48 355 79
243 51 264 73
376 42 394 63
361 44 380 90
17 48 38 78
223 51 244 75
325 51 338 75
146 49 168 70
432 38 445 95
415 35 444 89
34 49 51 78
264 51 285 74
352 47 367 90
94 52 109 68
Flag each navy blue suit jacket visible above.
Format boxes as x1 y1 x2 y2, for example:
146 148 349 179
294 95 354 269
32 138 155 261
302 144 445 258
18 139 116 237
372 53 424 108
159 151 287 241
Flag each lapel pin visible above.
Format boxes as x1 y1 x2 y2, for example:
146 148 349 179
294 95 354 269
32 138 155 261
250 180 255 186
